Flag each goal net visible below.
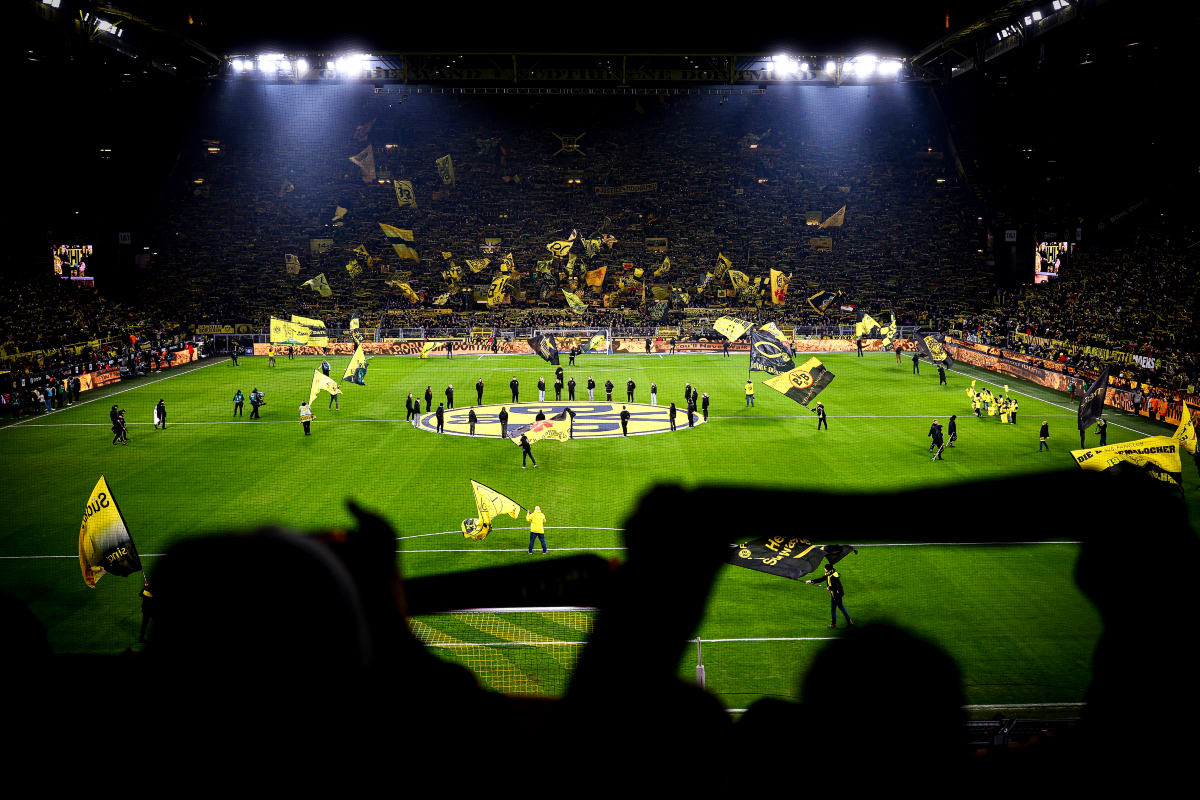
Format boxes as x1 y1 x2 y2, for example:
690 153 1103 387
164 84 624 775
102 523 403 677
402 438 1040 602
409 607 596 696
532 328 612 355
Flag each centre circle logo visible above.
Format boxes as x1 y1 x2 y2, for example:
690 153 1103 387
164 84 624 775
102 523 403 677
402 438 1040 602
416 402 706 439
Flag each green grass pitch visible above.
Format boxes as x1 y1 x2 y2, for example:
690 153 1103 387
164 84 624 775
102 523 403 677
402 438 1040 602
2 350 1195 713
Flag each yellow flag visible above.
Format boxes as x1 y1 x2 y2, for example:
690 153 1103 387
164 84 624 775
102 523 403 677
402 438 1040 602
487 275 511 307
633 267 644 279
432 292 451 306
818 205 846 229
435 154 455 185
653 256 671 278
1071 436 1183 491
714 316 753 341
547 239 575 259
585 266 607 287
651 285 672 300
284 254 301 275
714 253 732 280
78 476 142 588
465 258 491 272
420 340 440 359
270 317 310 344
379 223 414 240
728 270 749 290
301 273 332 297
291 315 329 348
332 206 348 222
1173 403 1197 455
769 269 791 305
471 480 523 522
760 321 788 342
343 344 368 380
391 243 420 261
564 290 587 315
501 253 515 273
394 180 417 209
308 370 341 406
345 259 363 278
387 282 418 302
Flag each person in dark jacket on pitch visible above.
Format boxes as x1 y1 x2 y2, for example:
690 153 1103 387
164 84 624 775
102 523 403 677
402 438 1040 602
911 351 921 375
555 365 564 386
684 382 692 405
537 377 546 402
112 410 127 446
645 337 652 354
249 389 263 419
947 415 958 447
568 377 576 401
233 390 244 417
928 419 944 458
520 434 537 468
587 377 596 401
424 386 433 413
807 563 853 628
535 409 546 422
620 406 631 436
1095 417 1108 446
701 393 710 421
499 406 509 439
856 338 864 357
568 347 576 366
230 348 239 366
562 407 576 438
468 408 478 436
555 378 563 401
155 399 167 430
405 394 415 421
1039 421 1050 452
938 365 946 385
435 403 445 433
321 359 331 377
722 339 730 358
445 384 455 409
110 404 119 427
605 380 614 401
687 396 696 428
445 341 454 359
813 402 827 430
669 402 677 431
510 376 519 403
626 378 636 402
476 378 484 405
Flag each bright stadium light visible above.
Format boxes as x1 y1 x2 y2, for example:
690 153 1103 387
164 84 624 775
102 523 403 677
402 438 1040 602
297 59 308 72
1032 11 1042 20
857 55 876 76
231 59 244 71
844 62 855 75
336 57 347 72
800 62 809 72
327 61 334 70
1052 0 1061 7
825 60 836 73
879 60 902 75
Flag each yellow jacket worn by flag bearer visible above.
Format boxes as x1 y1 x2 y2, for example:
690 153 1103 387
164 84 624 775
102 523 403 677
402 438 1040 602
749 328 796 376
394 180 417 209
343 345 368 383
763 357 835 407
420 340 440 359
270 318 311 345
79 476 142 588
714 316 753 342
1173 403 1197 455
301 273 332 297
1071 436 1183 492
818 205 847 229
308 371 342 406
378 223 414 241
462 480 523 541
290 315 329 348
435 154 455 185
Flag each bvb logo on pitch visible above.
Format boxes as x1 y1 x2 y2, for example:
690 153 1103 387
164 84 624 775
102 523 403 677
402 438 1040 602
416 402 706 439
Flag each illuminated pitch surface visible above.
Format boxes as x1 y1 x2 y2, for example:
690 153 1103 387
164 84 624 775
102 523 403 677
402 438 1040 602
2 352 1194 713
416 402 705 438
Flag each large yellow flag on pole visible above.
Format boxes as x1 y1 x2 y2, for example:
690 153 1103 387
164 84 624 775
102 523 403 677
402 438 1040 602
343 345 368 382
308 370 341 406
78 476 143 588
462 480 524 541
818 205 847 229
1173 403 1197 455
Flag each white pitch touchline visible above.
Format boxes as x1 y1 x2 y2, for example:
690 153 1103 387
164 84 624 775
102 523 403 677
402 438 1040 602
399 547 629 553
0 357 226 431
962 702 1086 709
397 526 623 540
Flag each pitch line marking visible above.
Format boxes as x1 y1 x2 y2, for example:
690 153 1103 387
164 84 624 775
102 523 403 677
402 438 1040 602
962 702 1086 709
0 357 227 432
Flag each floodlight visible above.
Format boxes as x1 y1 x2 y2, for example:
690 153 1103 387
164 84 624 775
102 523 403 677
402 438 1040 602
879 60 902 75
1052 0 1060 8
844 62 855 75
297 59 308 72
764 62 774 71
327 61 335 70
800 62 809 72
1025 16 1032 24
772 54 787 61
779 59 798 74
825 60 836 73
1032 11 1042 20
232 59 244 71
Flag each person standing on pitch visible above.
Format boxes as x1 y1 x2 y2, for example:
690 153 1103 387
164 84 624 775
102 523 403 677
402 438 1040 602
328 383 339 411
813 402 827 430
645 337 652 354
154 399 167 430
476 378 484 405
684 382 692 405
526 506 548 553
807 563 852 629
1095 417 1108 446
687 395 696 428
555 377 563 401
499 406 509 439
405 393 415 422
446 384 455 409
538 377 546 402
1039 420 1050 452
626 378 636 402
510 376 520 403
1010 397 1019 425
288 345 294 361
620 405 631 436
568 347 576 366
745 380 755 407
299 401 313 436
112 409 127 446
587 376 595 401
233 389 244 417
670 337 676 354
895 345 903 366
321 358 331 377
650 382 658 406
911 351 921 375
938 365 947 385
230 347 239 366
555 365 564 387
535 409 546 422
468 408 478 436
435 402 445 433
605 380 614 401
445 341 453 359
568 377 577 401
722 339 730 358
268 347 276 367
947 415 958 447
669 402 677 431
928 419 944 458
249 388 262 420
424 386 433 413
857 338 864 357
520 433 537 468
702 392 710 422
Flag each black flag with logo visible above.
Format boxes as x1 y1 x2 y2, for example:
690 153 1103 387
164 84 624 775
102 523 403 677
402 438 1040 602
749 328 796 376
527 334 561 365
915 330 955 370
729 536 828 580
821 544 858 567
1078 366 1110 432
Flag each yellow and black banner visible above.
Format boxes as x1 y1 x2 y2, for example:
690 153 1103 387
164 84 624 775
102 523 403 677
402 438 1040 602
714 253 732 281
728 270 750 290
818 205 846 229
646 238 668 253
547 238 575 259
855 310 898 348
594 182 657 195
527 334 561 365
393 180 417 209
810 237 833 251
432 292 451 306
564 290 587 315
290 315 329 347
501 252 515 273
807 289 841 315
379 224 414 240
391 243 420 261
436 154 455 185
749 328 796 375
585 333 607 353
270 318 311 344
343 344 368 383
465 258 490 272
284 254 301 275
78 476 142 588
420 340 440 359
487 275 512 307
915 330 955 370
728 537 854 581
1071 436 1183 492
349 311 364 344
308 370 341 406
1078 366 1110 433
506 410 572 445
714 316 753 341
769 269 791 305
763 357 835 407
1173 403 1197 455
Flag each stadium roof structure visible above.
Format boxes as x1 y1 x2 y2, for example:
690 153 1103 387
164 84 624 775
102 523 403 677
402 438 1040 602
910 0 1114 81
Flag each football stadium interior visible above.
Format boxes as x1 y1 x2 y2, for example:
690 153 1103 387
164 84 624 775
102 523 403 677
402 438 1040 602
4 0 1197 787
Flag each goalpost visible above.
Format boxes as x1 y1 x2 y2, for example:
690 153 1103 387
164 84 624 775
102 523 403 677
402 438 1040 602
532 328 612 355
